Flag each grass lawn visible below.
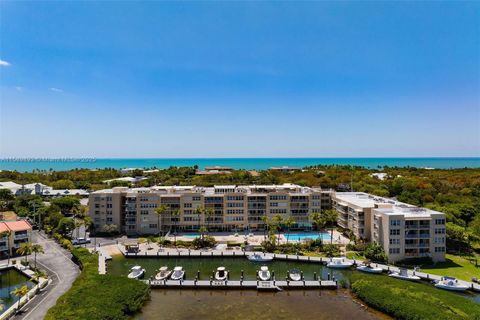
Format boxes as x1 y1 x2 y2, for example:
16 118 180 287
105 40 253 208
351 273 480 320
418 254 480 282
346 251 366 260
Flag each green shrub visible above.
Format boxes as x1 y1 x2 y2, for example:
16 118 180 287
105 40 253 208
351 273 480 320
364 243 387 263
192 236 217 249
45 248 150 320
321 244 340 257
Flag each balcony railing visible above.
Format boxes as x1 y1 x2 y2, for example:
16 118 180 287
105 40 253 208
0 245 8 251
14 234 29 240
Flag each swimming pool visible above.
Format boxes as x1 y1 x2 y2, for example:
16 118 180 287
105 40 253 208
284 233 331 241
182 233 201 238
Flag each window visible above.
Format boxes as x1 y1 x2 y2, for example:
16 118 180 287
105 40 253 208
226 195 244 201
95 204 100 209
434 237 445 244
227 203 243 208
192 196 201 201
389 229 400 236
389 238 400 245
435 246 445 253
435 218 446 225
269 195 287 201
184 203 192 208
270 209 287 214
312 201 321 207
107 217 113 223
149 224 158 229
106 203 112 208
389 248 400 254
434 228 446 234
390 220 401 226
140 210 149 215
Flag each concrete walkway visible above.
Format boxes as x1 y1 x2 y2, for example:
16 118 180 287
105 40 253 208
13 231 80 320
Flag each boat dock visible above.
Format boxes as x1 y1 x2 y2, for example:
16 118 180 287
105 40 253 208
143 279 338 291
118 246 480 293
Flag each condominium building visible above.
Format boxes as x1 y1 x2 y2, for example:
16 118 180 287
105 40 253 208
0 220 32 258
332 192 446 263
89 184 333 235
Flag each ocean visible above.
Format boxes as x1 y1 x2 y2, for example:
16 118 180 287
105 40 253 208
0 157 479 172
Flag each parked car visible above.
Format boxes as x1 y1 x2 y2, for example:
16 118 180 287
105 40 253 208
72 237 91 245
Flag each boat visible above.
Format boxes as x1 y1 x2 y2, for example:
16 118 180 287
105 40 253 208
154 266 172 281
288 268 302 281
388 268 420 281
258 266 271 281
326 257 353 269
248 253 274 262
214 267 228 281
170 266 185 280
434 276 469 292
356 264 383 274
127 266 145 279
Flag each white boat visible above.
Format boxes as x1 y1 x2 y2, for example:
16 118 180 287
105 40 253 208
356 264 383 274
326 257 353 269
170 266 185 281
388 268 421 281
155 266 172 281
288 268 302 281
248 253 274 262
258 266 271 281
127 266 145 279
434 276 469 292
214 267 228 281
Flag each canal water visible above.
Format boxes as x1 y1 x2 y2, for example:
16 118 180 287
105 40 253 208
0 268 34 313
108 255 479 319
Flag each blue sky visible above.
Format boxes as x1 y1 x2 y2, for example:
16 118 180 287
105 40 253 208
0 1 479 158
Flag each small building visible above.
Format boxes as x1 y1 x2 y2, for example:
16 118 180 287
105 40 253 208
103 177 148 185
0 220 32 257
269 166 300 173
195 166 233 175
41 189 89 198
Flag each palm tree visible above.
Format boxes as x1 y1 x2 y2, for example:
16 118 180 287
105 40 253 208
155 205 168 236
204 208 214 236
16 242 33 265
31 244 44 270
195 206 204 232
12 285 29 312
83 216 92 248
272 215 283 246
322 209 338 243
284 217 295 245
171 209 181 247
261 215 268 240
0 230 11 264
198 226 208 240
310 212 326 241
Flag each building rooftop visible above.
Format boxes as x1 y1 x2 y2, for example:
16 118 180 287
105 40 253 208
0 220 32 232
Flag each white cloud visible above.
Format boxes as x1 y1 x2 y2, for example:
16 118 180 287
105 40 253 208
49 87 64 93
0 59 11 67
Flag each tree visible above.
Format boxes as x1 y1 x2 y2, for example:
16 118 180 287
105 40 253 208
51 179 75 189
31 244 44 269
171 209 181 247
55 217 75 237
195 206 204 231
322 209 338 243
284 217 295 245
310 212 326 236
204 208 214 236
16 242 33 264
470 215 480 240
364 242 387 263
50 196 80 214
12 285 29 312
83 216 92 247
102 224 118 234
272 215 283 246
155 205 168 236
198 226 208 240
0 189 14 211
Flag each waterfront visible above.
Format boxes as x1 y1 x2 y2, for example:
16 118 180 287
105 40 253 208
134 289 388 320
1 157 479 172
0 268 34 314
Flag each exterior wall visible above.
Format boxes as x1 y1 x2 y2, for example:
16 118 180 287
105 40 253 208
88 186 333 235
0 223 32 257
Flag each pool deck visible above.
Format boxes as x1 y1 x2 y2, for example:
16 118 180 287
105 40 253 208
115 244 480 293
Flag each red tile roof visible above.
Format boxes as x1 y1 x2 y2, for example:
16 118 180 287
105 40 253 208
0 220 32 232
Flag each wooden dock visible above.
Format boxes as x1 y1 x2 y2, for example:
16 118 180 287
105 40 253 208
143 279 338 291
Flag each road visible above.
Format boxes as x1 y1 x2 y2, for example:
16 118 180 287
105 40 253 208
14 231 80 320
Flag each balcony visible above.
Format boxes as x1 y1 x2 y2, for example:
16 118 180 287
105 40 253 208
14 234 29 240
0 245 8 251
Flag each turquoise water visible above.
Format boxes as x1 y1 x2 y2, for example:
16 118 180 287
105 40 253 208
0 157 479 172
182 233 201 238
286 233 331 241
0 268 34 314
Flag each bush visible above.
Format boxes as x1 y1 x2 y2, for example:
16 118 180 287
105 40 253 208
351 273 480 320
321 244 341 257
192 236 217 249
45 248 150 320
364 243 387 263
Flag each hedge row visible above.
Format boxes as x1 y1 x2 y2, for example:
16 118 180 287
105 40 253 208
45 248 150 320
351 273 480 320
